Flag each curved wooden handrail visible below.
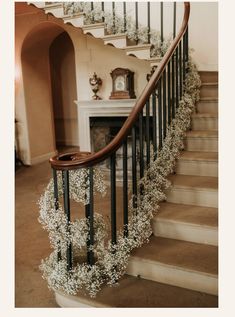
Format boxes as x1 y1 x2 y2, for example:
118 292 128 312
50 2 190 170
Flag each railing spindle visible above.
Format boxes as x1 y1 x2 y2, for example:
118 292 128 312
176 46 179 109
101 2 104 22
62 170 72 271
161 2 164 45
173 2 176 38
179 40 183 98
158 78 163 149
152 91 157 155
85 167 95 265
110 153 117 244
183 32 186 83
146 100 150 165
167 61 172 124
132 126 137 208
123 139 128 237
135 2 138 44
171 52 175 119
123 2 126 33
163 70 167 139
147 2 150 44
53 169 61 261
139 111 144 178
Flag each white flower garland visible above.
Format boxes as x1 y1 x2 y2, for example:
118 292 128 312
63 2 172 57
39 58 201 297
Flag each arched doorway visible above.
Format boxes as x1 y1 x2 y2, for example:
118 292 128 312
21 22 78 164
49 32 78 151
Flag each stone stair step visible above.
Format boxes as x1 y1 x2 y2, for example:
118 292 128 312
127 236 218 295
185 130 218 152
152 202 218 245
82 22 106 38
191 113 218 131
63 13 84 28
44 2 64 18
197 98 218 114
125 43 152 59
55 274 218 307
200 83 218 98
176 151 218 176
199 71 218 83
166 174 218 207
102 33 127 48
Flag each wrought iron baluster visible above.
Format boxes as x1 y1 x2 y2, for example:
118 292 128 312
62 170 72 271
101 2 104 22
135 2 138 44
112 2 115 31
139 110 144 178
179 40 183 98
176 46 179 109
167 61 171 124
110 153 117 244
53 169 61 261
163 70 167 139
158 78 163 149
171 52 175 118
132 126 137 208
146 100 150 165
173 2 176 38
152 91 157 156
161 2 164 45
183 32 186 84
123 2 126 33
147 2 150 44
123 139 128 237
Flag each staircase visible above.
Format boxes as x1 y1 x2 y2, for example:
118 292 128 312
33 2 219 307
54 74 218 308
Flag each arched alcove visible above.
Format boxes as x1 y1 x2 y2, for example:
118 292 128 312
49 32 78 150
21 22 78 164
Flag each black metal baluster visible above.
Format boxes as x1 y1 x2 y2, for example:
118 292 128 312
183 32 186 84
91 2 94 11
167 61 171 124
53 169 61 261
152 91 157 156
132 126 137 208
161 2 163 45
173 2 176 38
85 167 95 265
146 100 150 165
179 40 183 98
123 139 128 237
158 78 163 149
139 111 144 178
112 2 115 31
147 2 150 44
110 153 117 244
172 52 175 118
123 2 126 33
135 2 138 44
163 70 167 139
62 170 72 271
101 2 104 22
185 27 189 63
176 46 179 109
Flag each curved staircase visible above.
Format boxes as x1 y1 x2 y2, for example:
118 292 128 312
31 2 218 307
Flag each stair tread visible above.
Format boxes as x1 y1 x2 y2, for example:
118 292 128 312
155 202 218 228
168 174 218 190
60 274 218 307
179 151 218 162
201 82 218 87
131 236 218 276
192 113 218 118
199 97 218 102
186 130 218 138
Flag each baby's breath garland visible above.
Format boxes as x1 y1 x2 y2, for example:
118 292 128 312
63 2 172 57
39 58 201 297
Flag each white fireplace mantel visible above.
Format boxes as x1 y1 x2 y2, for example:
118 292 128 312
75 99 137 152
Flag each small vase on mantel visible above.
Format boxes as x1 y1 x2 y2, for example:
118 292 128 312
89 72 102 100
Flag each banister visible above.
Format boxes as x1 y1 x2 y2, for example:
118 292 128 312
50 2 190 170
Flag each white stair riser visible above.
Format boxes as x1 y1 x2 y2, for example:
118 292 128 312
104 38 127 49
64 16 84 28
83 26 105 38
184 137 218 152
127 258 218 295
126 49 150 59
176 160 218 177
45 6 64 18
166 188 218 208
192 117 218 131
197 101 218 114
200 85 218 98
152 220 218 246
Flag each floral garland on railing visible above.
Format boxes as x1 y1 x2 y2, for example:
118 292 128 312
38 58 201 297
63 2 172 57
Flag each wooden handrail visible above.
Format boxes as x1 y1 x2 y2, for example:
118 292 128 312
50 2 190 170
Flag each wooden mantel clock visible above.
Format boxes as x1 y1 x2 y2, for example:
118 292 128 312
109 68 136 99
